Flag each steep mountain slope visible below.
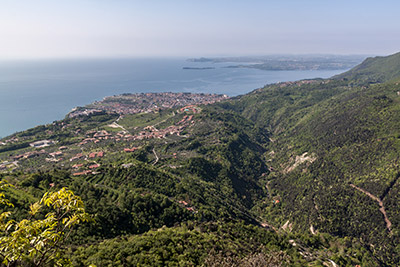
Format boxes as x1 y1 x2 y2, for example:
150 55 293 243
219 55 400 265
334 52 400 83
2 52 400 265
0 106 269 227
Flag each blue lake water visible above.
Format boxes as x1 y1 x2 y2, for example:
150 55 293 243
0 58 347 138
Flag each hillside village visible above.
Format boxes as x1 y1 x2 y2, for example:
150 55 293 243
3 51 400 265
0 93 220 176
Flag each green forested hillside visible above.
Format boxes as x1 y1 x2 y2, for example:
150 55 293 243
219 61 400 265
2 52 400 266
334 52 400 83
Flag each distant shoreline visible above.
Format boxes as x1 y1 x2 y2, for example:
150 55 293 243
0 58 348 138
182 67 215 70
188 55 366 71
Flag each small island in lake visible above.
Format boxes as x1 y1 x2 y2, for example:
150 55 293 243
182 67 215 70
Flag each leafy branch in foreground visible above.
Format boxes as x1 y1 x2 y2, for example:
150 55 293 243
0 183 92 267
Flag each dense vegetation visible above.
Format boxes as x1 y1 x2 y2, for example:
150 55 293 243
2 52 400 266
334 52 400 83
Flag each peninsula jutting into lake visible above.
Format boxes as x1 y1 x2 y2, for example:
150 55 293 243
0 58 347 138
2 52 400 265
188 54 366 71
1 0 399 266
70 92 228 117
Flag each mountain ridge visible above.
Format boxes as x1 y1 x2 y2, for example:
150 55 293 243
2 52 400 265
334 51 400 83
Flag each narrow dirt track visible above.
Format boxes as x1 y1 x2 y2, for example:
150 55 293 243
350 184 392 233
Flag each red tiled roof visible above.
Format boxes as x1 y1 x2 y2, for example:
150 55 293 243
89 164 100 169
124 148 137 152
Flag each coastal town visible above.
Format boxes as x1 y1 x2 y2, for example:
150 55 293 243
69 92 228 117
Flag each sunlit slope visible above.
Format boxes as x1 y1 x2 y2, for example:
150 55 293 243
218 54 400 264
334 51 400 83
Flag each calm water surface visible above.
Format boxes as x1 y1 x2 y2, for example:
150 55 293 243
0 58 346 138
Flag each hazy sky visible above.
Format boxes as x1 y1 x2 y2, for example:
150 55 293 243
1 0 400 59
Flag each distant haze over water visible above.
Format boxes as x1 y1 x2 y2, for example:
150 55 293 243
0 58 348 138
